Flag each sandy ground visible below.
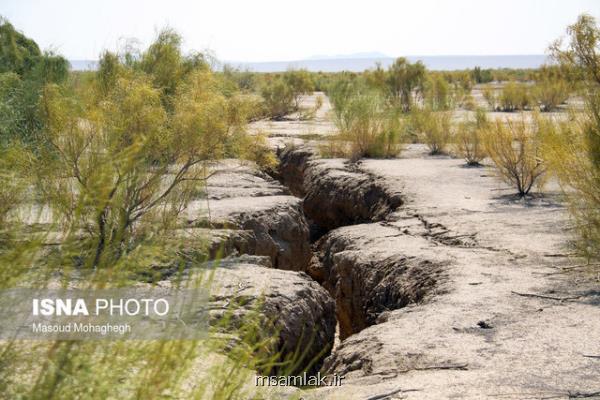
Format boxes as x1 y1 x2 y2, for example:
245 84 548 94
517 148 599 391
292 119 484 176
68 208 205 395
250 94 600 399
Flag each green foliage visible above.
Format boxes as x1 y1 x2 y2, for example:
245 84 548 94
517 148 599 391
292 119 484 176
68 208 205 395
410 108 453 155
0 17 41 76
482 84 497 110
385 57 426 112
97 51 123 95
0 18 69 146
532 65 570 111
260 69 314 120
425 74 451 110
472 66 493 84
260 76 296 119
483 117 546 196
454 108 488 165
547 13 600 260
137 28 210 110
327 89 404 160
0 22 288 399
140 28 185 98
283 69 314 108
221 64 258 93
498 81 531 111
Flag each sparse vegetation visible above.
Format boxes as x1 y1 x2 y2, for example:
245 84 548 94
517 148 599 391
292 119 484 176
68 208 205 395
532 65 570 111
425 74 451 111
411 107 453 155
385 57 426 112
2 6 600 399
260 69 314 120
472 66 493 84
498 81 531 111
546 14 600 260
327 86 404 160
0 21 287 400
484 117 546 196
454 108 489 165
482 84 497 110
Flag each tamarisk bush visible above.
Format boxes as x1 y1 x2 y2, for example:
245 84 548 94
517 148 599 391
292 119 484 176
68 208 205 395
484 117 546 196
547 14 600 260
455 108 488 166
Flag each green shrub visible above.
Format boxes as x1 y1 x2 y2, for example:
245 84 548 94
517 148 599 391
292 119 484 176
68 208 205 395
472 66 493 84
260 76 295 119
533 79 570 111
425 74 451 110
454 108 488 165
547 14 600 260
411 108 453 155
0 19 69 147
532 66 571 112
328 91 404 160
483 117 546 196
260 69 314 120
498 81 530 111
482 84 497 110
385 57 426 112
282 69 314 109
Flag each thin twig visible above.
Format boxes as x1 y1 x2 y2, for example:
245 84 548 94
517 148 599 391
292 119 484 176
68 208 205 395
365 388 421 400
396 363 469 374
511 291 582 301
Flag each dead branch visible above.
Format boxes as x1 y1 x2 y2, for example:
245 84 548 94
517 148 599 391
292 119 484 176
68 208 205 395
511 291 582 301
365 388 421 400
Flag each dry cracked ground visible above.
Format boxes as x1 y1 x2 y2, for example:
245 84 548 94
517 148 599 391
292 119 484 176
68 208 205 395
185 93 600 399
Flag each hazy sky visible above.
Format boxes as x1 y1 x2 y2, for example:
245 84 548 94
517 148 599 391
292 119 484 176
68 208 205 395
2 0 599 62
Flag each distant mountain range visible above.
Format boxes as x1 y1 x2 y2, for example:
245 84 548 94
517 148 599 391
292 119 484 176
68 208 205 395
70 54 548 73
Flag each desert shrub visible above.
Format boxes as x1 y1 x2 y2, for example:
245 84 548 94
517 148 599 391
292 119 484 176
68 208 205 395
364 63 388 93
542 112 600 260
425 74 451 110
461 93 477 110
260 76 295 119
498 81 531 111
455 71 474 93
0 19 69 146
0 17 298 399
97 51 123 95
411 107 453 155
221 64 258 92
283 69 314 108
482 84 497 110
0 17 41 76
0 24 286 400
139 28 186 103
259 69 314 120
385 57 426 112
483 117 546 196
532 66 571 111
239 133 278 171
328 73 364 119
472 66 493 84
547 14 600 260
454 108 489 165
329 91 404 160
533 79 570 111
